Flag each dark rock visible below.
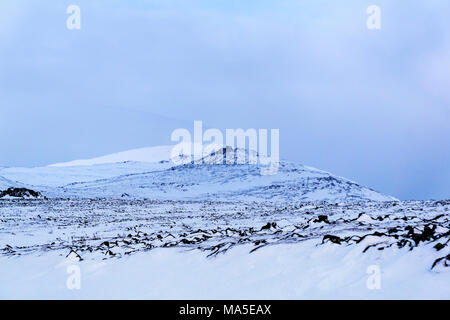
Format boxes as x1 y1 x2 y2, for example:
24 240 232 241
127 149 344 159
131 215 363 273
431 254 450 270
314 215 330 223
322 235 342 244
433 243 446 251
0 187 43 199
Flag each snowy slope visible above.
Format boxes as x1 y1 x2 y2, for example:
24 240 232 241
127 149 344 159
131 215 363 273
0 161 172 188
0 175 21 190
54 161 396 202
49 145 175 167
48 143 206 167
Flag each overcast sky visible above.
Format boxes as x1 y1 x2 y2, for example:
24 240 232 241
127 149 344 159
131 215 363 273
0 0 449 200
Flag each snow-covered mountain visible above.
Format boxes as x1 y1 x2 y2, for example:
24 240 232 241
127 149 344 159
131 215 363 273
0 145 397 202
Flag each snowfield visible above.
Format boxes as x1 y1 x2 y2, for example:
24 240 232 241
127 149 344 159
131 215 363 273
0 199 448 299
0 146 448 299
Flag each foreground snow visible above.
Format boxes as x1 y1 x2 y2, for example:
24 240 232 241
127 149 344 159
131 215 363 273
0 199 448 299
1 241 448 299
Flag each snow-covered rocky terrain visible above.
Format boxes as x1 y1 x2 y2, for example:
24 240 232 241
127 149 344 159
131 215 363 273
0 145 448 299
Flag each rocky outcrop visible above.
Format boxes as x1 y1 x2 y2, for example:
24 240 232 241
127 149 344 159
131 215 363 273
0 187 43 199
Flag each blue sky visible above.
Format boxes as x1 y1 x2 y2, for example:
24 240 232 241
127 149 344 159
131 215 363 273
0 0 449 200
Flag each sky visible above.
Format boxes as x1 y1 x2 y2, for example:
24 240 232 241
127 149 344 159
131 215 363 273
0 0 449 200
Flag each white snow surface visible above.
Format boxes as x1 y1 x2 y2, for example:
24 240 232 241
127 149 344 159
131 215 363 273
0 199 448 299
1 242 448 299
